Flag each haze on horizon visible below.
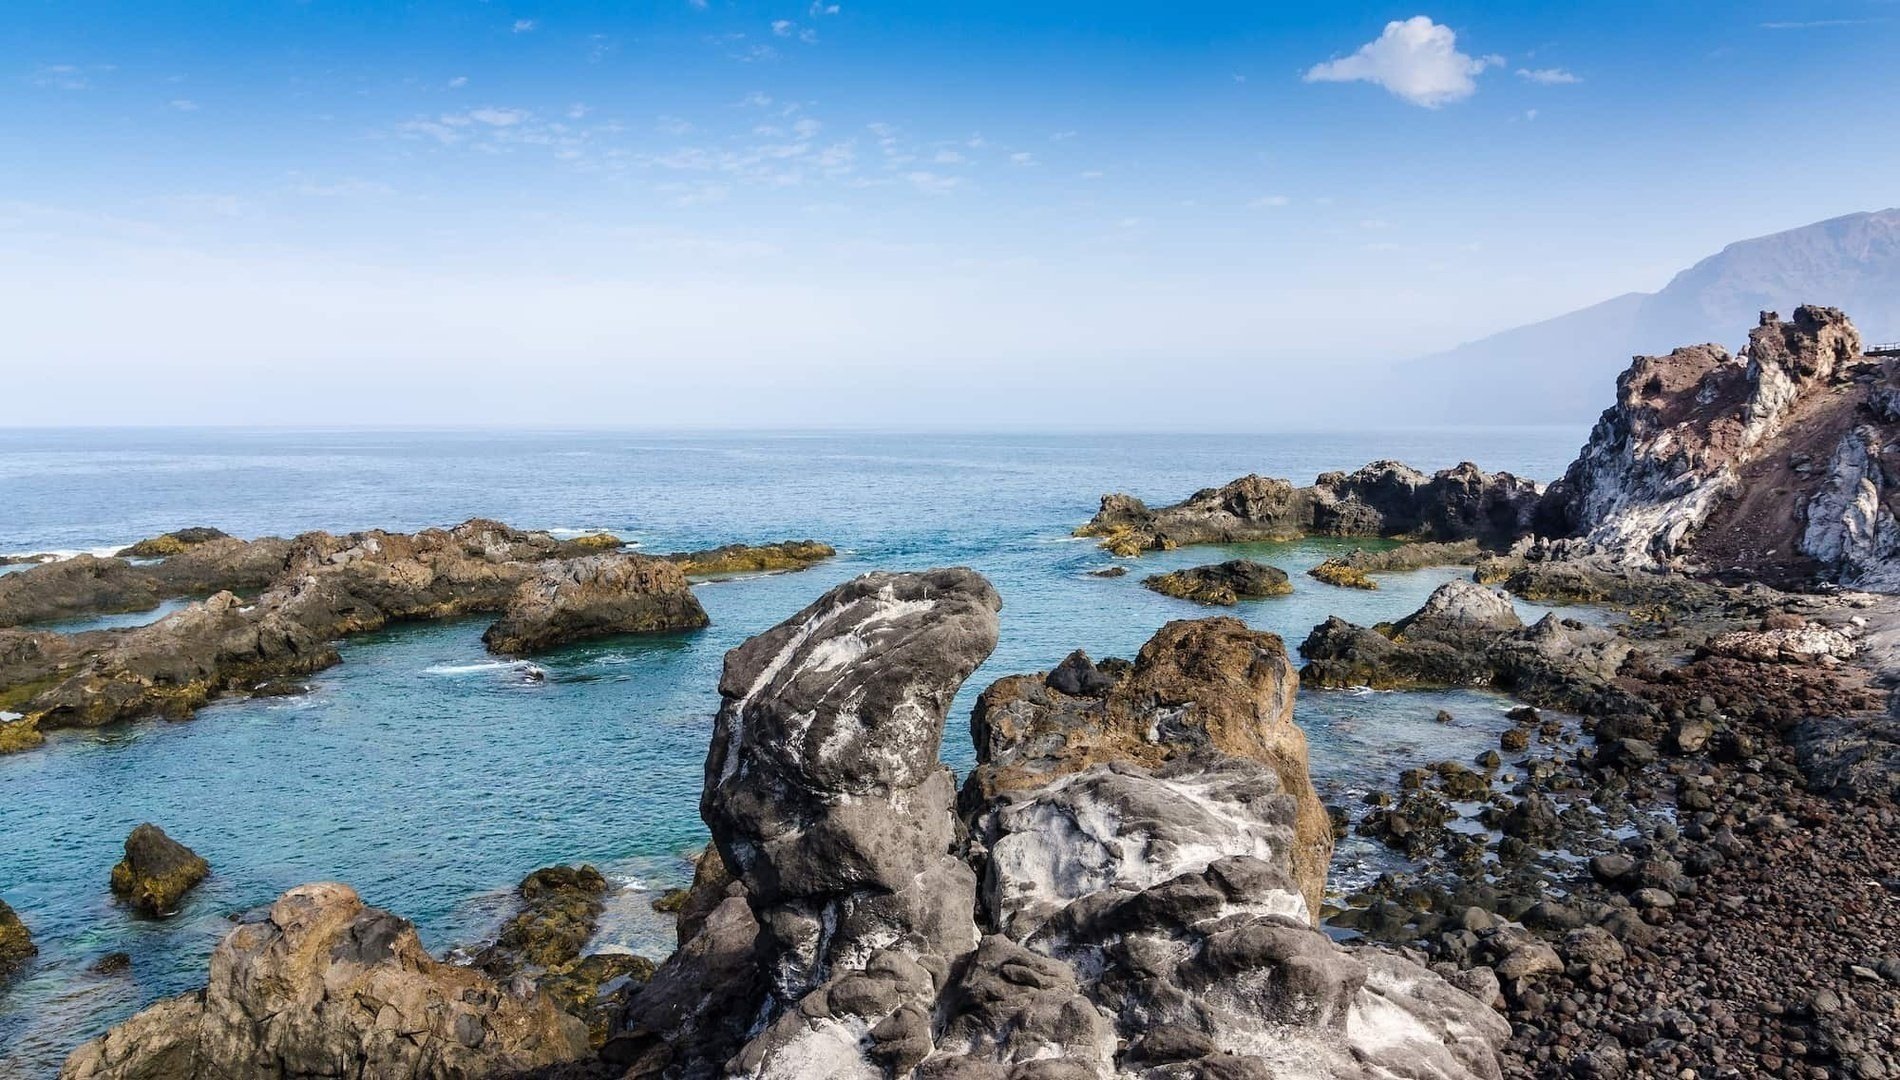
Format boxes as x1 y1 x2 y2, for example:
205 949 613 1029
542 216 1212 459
5 1 1899 429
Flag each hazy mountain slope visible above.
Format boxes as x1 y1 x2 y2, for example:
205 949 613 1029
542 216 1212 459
1400 209 1900 423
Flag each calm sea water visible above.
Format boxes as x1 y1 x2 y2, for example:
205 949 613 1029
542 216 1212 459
0 427 1586 1074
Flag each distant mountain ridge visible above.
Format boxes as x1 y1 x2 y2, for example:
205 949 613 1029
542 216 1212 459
1401 209 1900 423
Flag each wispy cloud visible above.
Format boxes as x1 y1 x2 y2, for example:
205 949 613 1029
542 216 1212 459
1516 67 1580 84
27 63 106 90
448 75 469 89
512 18 537 33
169 99 199 111
1304 16 1499 107
1250 194 1290 208
1760 18 1885 29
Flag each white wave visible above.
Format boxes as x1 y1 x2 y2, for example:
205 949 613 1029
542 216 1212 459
423 661 521 676
2 545 127 563
546 526 622 539
609 874 650 891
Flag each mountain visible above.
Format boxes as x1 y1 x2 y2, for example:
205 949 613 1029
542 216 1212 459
1399 209 1900 423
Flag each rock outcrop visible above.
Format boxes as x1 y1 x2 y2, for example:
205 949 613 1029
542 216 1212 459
1538 306 1900 588
59 882 590 1079
0 897 34 980
482 554 708 655
473 864 654 1047
1079 460 1541 556
1141 558 1292 605
0 519 718 748
614 571 1505 1079
116 528 231 559
964 621 1332 918
666 540 836 576
1299 581 1640 723
109 824 209 917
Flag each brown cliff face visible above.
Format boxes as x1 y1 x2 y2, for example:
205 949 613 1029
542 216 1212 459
1539 305 1900 590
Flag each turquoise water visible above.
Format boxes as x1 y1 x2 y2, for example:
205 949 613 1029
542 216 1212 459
0 428 1585 1074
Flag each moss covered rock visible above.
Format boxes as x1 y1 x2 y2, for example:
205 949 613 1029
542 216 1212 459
665 540 835 576
1309 557 1377 590
109 823 209 916
0 897 35 980
1142 560 1293 605
116 528 230 559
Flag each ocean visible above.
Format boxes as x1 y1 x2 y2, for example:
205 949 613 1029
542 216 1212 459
0 426 1587 1074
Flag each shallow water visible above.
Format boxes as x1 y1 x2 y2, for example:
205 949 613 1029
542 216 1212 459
0 428 1587 1073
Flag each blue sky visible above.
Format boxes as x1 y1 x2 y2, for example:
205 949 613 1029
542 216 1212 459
5 1 1898 427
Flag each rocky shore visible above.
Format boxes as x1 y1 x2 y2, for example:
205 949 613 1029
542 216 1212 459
0 526 828 753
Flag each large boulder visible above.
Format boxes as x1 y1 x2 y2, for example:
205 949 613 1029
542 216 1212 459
482 553 709 655
965 619 1333 917
0 556 161 628
59 882 590 1079
109 824 209 917
702 568 1001 1003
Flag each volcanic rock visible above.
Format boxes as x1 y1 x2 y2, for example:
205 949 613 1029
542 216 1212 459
1142 559 1292 605
59 882 589 1079
109 824 209 917
482 553 708 655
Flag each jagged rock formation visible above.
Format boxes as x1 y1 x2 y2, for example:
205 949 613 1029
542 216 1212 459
1078 460 1541 556
0 897 34 980
482 554 708 655
0 520 717 750
612 570 1506 1079
666 540 837 576
109 824 209 917
58 882 590 1079
1538 306 1900 588
963 622 1332 918
1141 558 1292 605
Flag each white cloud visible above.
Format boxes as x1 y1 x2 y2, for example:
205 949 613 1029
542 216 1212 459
1050 130 1077 141
567 103 589 120
771 19 795 36
741 91 773 107
689 0 708 8
512 19 537 33
28 63 97 90
468 107 530 126
1250 194 1290 208
657 115 694 135
1009 151 1035 165
1516 67 1579 84
170 99 199 112
448 75 469 88
906 171 960 194
1303 16 1498 107
934 149 965 164
810 1 840 14
792 117 822 138
1525 108 1538 121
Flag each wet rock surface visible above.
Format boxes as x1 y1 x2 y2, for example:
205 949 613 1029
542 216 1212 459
1141 558 1292 605
482 553 708 655
0 897 34 982
664 540 836 576
59 882 591 1079
108 824 209 918
1077 459 1541 556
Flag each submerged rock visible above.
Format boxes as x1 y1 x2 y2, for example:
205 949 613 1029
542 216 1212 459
59 882 590 1079
109 824 209 917
0 897 34 980
1310 556 1378 589
665 540 835 576
1142 559 1292 604
477 864 611 975
482 553 708 655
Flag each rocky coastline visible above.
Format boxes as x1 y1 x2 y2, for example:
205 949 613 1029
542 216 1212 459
12 305 1900 1078
0 527 829 754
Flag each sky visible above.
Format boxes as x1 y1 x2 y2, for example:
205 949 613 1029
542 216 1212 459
4 1 1899 428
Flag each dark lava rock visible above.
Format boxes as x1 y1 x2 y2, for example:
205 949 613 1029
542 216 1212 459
109 823 210 917
0 897 35 979
1142 559 1293 605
